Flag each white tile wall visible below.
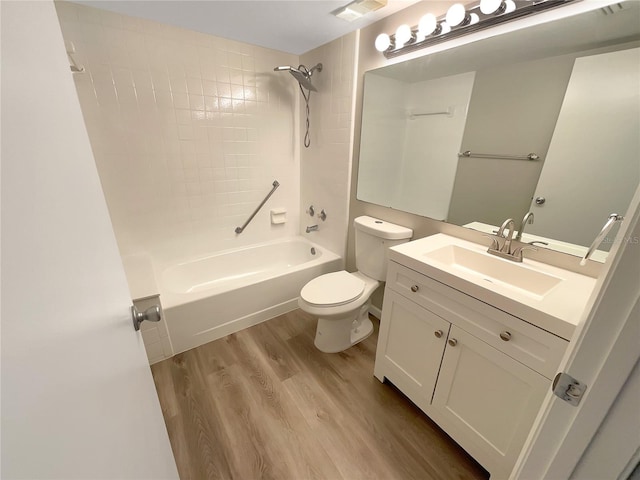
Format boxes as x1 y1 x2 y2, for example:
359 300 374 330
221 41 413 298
56 1 302 258
299 33 358 259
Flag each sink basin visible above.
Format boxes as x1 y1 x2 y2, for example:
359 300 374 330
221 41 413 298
423 244 563 298
388 233 598 339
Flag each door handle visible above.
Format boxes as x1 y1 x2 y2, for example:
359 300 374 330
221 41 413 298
132 305 161 331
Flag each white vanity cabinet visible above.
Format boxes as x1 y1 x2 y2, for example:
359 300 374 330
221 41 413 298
375 261 569 479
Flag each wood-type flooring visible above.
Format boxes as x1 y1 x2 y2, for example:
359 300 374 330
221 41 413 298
151 309 489 480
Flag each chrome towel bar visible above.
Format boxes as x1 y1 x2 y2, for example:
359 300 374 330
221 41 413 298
458 150 540 161
235 180 280 234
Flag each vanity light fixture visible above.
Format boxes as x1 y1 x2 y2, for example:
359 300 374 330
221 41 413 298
374 0 577 58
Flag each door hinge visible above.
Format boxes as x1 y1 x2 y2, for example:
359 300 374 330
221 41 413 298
552 372 587 407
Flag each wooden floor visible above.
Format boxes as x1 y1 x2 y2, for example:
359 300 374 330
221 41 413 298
151 310 489 480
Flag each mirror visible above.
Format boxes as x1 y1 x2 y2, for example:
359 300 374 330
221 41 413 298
357 3 640 260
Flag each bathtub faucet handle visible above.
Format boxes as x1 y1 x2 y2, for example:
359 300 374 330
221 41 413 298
318 209 327 221
307 205 315 217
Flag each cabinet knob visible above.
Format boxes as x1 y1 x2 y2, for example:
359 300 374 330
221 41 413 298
448 338 458 347
434 330 443 338
411 285 419 293
499 331 512 342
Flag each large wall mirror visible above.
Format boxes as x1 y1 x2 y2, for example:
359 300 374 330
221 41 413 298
357 3 640 261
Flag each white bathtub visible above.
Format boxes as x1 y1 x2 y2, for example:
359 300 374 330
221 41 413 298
157 237 341 354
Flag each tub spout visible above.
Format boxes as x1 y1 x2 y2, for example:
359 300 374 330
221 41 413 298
306 225 318 233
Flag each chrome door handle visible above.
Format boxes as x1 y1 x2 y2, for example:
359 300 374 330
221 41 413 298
132 305 161 331
448 338 458 347
434 330 443 338
411 285 419 292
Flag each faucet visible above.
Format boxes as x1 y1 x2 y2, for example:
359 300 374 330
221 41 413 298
306 224 318 233
487 218 536 262
515 212 534 242
497 218 516 254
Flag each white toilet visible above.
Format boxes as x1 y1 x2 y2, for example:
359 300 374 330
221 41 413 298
298 216 413 353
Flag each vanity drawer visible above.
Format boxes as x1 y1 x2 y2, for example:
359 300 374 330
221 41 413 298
386 261 567 379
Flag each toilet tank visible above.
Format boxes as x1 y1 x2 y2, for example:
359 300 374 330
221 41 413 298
354 216 413 281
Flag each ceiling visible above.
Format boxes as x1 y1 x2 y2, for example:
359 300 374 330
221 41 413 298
73 0 422 55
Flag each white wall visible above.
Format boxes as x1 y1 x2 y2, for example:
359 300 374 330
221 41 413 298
357 73 406 207
396 71 475 221
299 33 358 259
56 2 301 258
357 70 475 222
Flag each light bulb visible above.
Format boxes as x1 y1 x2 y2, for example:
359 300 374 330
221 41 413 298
439 21 451 35
469 13 480 25
395 24 412 49
446 3 468 27
375 33 391 52
503 0 516 13
417 13 438 41
480 0 503 15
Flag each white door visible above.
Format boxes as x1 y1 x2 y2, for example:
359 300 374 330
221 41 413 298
512 186 640 479
1 2 178 478
528 47 640 247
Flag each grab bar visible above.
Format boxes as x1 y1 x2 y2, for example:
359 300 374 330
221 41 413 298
580 213 624 265
458 150 540 161
235 180 280 234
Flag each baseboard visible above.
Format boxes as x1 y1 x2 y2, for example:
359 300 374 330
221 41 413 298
369 304 382 320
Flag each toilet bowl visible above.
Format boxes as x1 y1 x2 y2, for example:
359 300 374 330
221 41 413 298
298 271 379 353
298 216 413 353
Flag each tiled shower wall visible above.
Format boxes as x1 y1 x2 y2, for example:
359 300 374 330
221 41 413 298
299 33 358 258
55 2 301 258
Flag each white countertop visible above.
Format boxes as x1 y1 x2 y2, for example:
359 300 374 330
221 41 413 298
389 233 598 340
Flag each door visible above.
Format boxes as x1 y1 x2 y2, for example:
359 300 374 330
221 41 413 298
431 326 548 479
1 2 178 478
528 47 640 248
512 186 640 479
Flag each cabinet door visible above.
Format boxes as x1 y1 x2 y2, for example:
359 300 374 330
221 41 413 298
374 289 450 412
431 325 548 479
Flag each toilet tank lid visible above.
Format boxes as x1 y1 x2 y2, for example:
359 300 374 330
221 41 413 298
354 216 413 240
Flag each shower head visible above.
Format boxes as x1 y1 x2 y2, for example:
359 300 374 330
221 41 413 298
274 63 323 148
273 63 322 92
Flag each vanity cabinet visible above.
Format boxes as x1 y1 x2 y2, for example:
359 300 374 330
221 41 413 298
374 289 449 413
375 261 568 479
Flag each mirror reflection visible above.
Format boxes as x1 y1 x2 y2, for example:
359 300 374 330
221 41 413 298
357 3 640 260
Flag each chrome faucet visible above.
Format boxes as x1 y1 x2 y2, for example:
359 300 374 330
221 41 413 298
306 224 318 233
516 212 534 242
497 218 516 253
487 218 536 262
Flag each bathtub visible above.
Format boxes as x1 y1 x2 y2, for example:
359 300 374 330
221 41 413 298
156 237 342 354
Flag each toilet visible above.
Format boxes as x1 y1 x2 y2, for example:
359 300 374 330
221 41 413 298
298 216 413 353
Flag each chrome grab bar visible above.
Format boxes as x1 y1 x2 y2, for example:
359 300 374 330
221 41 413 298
580 213 624 266
234 180 280 234
458 150 540 161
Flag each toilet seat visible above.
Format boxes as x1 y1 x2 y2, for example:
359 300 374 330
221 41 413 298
300 271 364 307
